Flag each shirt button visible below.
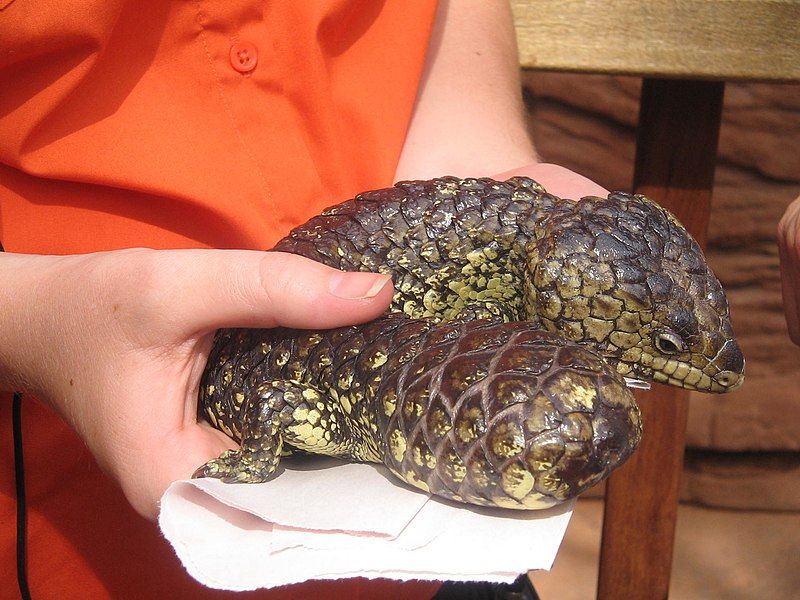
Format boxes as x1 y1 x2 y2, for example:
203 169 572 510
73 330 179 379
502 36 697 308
230 41 258 73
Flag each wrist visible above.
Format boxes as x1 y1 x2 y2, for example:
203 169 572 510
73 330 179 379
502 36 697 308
0 252 77 397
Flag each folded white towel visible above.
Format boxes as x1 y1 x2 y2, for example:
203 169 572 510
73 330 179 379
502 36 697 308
159 456 573 591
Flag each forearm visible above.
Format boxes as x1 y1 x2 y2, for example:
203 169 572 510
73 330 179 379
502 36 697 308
395 0 537 181
0 252 106 431
0 252 65 395
394 1 612 201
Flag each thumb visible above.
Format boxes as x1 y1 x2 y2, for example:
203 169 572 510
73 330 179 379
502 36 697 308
155 249 394 333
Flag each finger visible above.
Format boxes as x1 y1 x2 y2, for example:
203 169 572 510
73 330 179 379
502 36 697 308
151 249 394 333
494 162 610 198
778 247 800 345
778 200 800 344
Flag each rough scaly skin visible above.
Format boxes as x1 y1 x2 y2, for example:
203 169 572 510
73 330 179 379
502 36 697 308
195 177 745 509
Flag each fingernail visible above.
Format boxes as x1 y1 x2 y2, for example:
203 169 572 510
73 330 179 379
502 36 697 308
329 272 392 299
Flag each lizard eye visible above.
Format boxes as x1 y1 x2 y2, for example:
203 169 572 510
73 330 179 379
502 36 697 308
654 331 684 355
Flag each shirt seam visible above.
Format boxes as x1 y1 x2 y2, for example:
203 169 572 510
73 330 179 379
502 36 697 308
192 1 277 232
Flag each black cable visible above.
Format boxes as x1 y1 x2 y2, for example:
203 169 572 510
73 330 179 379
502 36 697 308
12 392 32 600
2 240 32 598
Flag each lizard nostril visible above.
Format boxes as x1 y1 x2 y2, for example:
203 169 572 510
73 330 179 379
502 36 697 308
714 370 739 388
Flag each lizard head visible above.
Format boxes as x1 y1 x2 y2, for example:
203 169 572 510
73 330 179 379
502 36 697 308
524 191 744 393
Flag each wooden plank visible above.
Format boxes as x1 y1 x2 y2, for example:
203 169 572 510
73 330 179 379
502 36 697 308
512 0 800 82
596 79 724 599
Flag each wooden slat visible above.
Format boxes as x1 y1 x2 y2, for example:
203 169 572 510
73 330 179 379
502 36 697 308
598 388 690 599
597 79 724 599
512 0 800 82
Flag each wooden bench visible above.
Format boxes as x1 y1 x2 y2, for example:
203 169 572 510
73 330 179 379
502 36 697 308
511 1 800 598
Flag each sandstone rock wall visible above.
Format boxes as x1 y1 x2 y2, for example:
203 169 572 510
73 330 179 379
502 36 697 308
522 73 800 452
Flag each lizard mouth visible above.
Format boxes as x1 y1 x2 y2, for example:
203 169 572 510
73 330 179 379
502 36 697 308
652 365 744 393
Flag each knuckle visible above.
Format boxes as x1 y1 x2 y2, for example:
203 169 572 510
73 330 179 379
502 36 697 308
258 253 314 305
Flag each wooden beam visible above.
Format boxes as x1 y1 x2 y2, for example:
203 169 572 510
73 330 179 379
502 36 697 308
512 0 800 82
596 79 725 599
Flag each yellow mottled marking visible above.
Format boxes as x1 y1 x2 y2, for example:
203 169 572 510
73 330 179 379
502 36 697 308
540 292 562 320
302 388 320 402
609 331 641 349
368 351 387 369
467 458 492 489
561 320 584 340
404 470 430 492
584 317 614 342
521 493 557 509
443 451 467 483
501 464 535 500
564 296 590 320
389 428 407 462
617 311 642 333
290 422 314 439
383 388 397 417
456 406 484 443
550 372 598 411
292 406 308 422
306 409 321 425
621 347 643 363
490 422 525 458
310 426 325 443
492 496 522 509
537 471 563 494
429 408 451 437
338 371 353 390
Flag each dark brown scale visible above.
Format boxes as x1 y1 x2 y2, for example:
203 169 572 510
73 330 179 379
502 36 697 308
196 176 744 508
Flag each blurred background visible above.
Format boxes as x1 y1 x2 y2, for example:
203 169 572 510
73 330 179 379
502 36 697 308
522 73 800 598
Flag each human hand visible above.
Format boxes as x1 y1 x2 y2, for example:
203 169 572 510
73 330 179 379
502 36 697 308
494 162 609 200
0 249 393 519
778 194 800 345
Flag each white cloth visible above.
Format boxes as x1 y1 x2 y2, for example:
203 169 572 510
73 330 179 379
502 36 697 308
159 456 574 591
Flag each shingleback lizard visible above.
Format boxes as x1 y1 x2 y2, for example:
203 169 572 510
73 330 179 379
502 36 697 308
194 177 744 510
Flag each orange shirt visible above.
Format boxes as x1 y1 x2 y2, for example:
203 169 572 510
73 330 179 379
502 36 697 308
0 1 441 597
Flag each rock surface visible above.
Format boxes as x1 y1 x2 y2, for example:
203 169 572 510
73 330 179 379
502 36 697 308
522 72 800 453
